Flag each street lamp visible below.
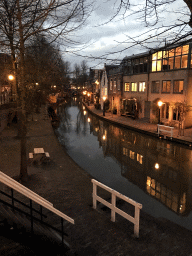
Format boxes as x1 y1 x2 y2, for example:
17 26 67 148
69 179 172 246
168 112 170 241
157 101 163 124
8 75 15 102
103 96 106 116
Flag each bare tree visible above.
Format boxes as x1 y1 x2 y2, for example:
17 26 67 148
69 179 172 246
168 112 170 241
108 0 192 51
0 0 92 181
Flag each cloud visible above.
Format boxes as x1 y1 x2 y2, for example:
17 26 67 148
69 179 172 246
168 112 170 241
62 0 189 70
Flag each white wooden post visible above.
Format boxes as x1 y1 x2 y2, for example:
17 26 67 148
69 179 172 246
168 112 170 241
111 193 116 222
134 206 140 238
93 183 97 209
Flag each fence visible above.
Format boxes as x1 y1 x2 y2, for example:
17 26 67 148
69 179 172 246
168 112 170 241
92 179 142 238
157 124 174 138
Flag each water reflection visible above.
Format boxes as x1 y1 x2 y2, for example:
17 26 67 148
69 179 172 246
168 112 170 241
90 114 190 216
56 100 192 229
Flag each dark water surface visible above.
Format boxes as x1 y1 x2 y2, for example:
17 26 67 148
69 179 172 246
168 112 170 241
56 100 192 231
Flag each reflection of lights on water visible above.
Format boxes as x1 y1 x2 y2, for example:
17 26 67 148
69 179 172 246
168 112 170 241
88 118 91 122
155 163 159 169
83 111 87 115
102 135 106 140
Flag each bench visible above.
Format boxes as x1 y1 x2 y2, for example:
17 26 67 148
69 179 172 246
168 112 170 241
28 149 50 164
157 124 174 139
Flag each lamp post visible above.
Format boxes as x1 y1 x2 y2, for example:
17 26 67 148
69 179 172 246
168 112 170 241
157 101 163 133
157 101 163 124
103 96 106 116
8 74 15 102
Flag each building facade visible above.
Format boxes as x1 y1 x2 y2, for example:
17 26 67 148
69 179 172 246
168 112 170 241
108 65 123 115
122 40 192 127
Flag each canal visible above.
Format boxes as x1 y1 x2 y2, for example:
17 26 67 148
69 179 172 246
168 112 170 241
56 99 192 232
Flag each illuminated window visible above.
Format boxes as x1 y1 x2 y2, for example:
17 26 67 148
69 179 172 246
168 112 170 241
137 154 143 164
124 83 130 92
151 81 160 93
173 80 183 93
114 79 116 91
162 80 171 93
139 82 146 92
131 82 137 92
129 150 135 159
123 147 128 156
152 44 189 71
105 88 107 95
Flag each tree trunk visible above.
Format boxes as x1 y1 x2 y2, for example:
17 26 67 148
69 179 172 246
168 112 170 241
17 0 28 181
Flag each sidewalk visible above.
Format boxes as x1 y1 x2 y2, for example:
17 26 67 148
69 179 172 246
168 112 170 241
0 104 192 255
85 104 192 146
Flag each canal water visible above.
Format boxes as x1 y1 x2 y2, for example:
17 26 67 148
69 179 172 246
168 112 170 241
56 100 192 231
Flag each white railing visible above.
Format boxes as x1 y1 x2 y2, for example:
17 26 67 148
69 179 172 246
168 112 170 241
92 179 142 238
157 124 174 138
0 171 74 224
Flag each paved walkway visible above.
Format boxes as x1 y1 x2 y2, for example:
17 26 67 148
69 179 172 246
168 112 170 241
0 103 192 255
85 104 192 146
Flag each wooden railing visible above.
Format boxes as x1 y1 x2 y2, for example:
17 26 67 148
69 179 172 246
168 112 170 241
91 179 142 238
0 171 74 245
157 124 174 139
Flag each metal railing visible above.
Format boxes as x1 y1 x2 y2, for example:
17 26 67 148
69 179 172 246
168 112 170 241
0 171 74 245
91 179 142 238
157 124 174 138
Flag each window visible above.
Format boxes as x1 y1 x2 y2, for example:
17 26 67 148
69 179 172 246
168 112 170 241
173 80 184 93
139 82 146 92
110 79 112 90
152 44 189 72
105 88 107 95
152 52 162 72
162 80 171 93
133 59 139 74
114 79 116 91
131 82 137 92
173 107 180 121
137 154 143 164
117 79 120 90
124 83 130 91
151 81 160 93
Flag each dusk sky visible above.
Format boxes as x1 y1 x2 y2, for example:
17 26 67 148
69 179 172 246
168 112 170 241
61 0 190 71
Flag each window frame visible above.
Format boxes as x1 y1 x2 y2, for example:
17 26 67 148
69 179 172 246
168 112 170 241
139 82 146 92
162 80 171 93
151 81 160 93
131 82 137 92
173 80 184 94
124 82 130 92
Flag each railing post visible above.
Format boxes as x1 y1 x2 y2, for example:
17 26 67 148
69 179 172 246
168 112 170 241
111 193 116 222
40 206 43 221
61 218 64 245
30 199 34 234
134 206 140 238
11 188 14 209
93 182 97 209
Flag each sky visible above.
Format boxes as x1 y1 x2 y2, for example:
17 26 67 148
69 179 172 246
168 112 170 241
60 0 190 71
